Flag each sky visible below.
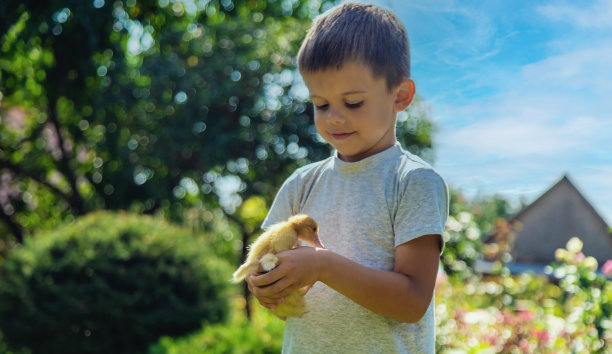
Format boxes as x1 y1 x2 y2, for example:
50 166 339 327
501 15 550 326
361 0 612 224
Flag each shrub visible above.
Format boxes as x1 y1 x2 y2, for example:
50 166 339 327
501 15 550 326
150 298 284 354
548 237 612 351
0 211 231 354
435 236 612 353
442 211 483 281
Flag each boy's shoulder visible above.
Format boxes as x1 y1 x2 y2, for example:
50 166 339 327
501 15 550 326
395 147 441 178
395 148 446 190
395 146 432 170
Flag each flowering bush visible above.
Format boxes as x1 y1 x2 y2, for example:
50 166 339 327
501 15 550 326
442 210 483 282
436 236 612 353
547 237 612 351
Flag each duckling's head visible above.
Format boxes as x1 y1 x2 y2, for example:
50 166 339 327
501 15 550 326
288 214 324 248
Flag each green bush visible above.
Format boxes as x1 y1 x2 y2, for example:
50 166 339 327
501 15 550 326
435 236 612 353
441 210 483 281
0 211 231 354
150 299 284 354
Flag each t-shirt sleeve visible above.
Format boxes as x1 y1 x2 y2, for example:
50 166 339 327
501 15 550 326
394 168 448 252
261 172 300 230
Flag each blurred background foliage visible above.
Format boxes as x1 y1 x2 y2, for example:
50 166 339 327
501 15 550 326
0 0 433 265
2 0 610 353
0 0 330 246
0 211 232 354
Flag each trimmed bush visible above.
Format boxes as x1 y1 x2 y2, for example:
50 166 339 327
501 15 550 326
0 211 231 354
150 300 284 354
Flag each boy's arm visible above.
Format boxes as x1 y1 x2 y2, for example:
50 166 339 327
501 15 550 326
247 233 440 323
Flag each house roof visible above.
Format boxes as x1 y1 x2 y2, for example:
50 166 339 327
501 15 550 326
484 174 611 244
509 174 609 230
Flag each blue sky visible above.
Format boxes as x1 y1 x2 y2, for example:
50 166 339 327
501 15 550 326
361 0 612 224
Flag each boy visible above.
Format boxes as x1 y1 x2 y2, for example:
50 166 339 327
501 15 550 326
247 2 448 353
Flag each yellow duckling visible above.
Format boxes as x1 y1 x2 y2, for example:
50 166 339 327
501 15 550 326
232 214 324 318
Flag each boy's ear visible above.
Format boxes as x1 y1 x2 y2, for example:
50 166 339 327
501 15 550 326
393 79 416 112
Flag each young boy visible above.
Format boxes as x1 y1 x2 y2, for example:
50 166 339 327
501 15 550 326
247 2 448 353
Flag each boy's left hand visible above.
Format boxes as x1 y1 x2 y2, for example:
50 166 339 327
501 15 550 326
246 246 323 309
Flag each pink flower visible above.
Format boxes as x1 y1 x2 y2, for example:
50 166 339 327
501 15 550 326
602 259 612 277
485 335 498 345
518 310 535 323
535 329 550 343
519 338 530 351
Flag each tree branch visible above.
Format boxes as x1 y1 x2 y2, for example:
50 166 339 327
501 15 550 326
0 204 24 244
225 211 257 319
46 99 86 215
0 159 73 204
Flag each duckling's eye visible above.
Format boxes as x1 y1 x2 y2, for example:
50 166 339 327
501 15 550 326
312 226 317 232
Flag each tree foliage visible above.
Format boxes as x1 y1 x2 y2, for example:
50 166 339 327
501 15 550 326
0 0 316 240
0 0 437 271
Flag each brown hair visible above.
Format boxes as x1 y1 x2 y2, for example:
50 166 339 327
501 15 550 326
297 2 410 90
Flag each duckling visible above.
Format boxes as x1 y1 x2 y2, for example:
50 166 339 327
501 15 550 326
232 214 324 318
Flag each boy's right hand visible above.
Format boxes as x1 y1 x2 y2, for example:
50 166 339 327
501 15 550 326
246 270 285 309
246 246 324 309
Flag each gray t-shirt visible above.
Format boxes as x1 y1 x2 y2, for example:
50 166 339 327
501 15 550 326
262 143 448 354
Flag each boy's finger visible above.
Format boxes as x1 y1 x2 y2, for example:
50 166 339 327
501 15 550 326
250 268 285 287
246 271 269 289
257 296 284 309
252 283 283 299
256 277 298 299
253 289 285 306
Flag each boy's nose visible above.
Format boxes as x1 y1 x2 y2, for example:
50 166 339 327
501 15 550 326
326 108 345 125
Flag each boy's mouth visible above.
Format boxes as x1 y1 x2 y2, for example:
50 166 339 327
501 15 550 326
331 132 354 140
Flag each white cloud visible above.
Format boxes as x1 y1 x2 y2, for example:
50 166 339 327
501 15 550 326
519 45 612 93
440 115 610 159
387 0 612 224
538 0 612 29
433 38 612 223
393 0 502 65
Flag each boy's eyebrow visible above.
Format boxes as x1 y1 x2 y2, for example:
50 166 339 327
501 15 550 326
310 90 368 99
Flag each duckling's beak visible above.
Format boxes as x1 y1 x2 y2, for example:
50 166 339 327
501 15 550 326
313 234 324 249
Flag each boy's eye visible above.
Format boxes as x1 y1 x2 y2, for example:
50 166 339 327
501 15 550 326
345 101 364 109
314 104 329 111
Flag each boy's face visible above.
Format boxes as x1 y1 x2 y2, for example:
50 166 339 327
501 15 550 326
302 61 415 162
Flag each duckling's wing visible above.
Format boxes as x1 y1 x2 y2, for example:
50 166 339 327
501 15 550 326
232 260 259 283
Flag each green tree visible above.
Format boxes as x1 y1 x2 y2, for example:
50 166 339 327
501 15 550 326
468 193 515 235
0 0 325 242
0 0 438 316
0 1 436 239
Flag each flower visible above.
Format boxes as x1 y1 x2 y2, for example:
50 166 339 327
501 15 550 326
602 259 612 277
566 237 583 253
555 248 568 262
582 256 598 271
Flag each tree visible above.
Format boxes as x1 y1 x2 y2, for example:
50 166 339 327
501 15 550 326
0 0 438 315
0 1 324 240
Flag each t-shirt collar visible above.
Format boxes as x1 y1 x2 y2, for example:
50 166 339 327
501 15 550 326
333 143 402 174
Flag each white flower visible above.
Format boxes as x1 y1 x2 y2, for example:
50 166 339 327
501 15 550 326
445 216 463 232
458 211 472 224
466 226 480 240
566 237 583 253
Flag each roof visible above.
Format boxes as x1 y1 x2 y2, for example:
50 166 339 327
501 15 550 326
485 174 610 244
509 174 609 230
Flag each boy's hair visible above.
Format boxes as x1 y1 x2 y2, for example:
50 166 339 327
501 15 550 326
297 2 410 90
